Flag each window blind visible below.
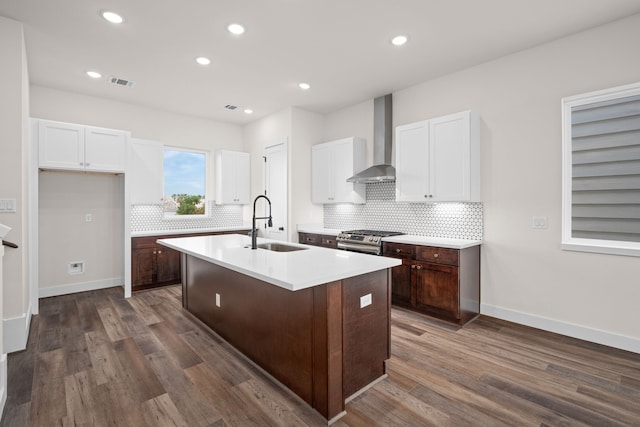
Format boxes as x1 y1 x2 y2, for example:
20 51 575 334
570 94 640 242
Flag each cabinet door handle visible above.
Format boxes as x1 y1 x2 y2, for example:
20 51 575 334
153 250 156 254
158 250 162 254
411 265 416 269
396 248 401 253
85 162 90 167
416 265 422 270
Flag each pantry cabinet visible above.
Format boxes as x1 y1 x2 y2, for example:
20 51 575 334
395 110 480 203
38 119 128 173
312 137 366 204
382 241 480 325
215 150 250 205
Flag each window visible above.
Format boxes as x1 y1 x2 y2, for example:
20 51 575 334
562 82 640 256
163 147 207 216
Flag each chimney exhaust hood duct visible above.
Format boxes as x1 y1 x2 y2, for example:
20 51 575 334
347 94 395 183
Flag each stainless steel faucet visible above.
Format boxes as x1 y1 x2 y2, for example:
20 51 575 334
251 195 273 249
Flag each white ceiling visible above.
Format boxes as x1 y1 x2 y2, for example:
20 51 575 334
3 0 640 125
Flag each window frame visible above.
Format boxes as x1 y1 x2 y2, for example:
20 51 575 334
162 146 209 218
561 82 640 257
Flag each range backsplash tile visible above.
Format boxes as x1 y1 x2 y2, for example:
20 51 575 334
131 200 243 232
323 182 483 240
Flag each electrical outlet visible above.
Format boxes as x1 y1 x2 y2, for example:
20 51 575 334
68 261 85 275
215 293 221 307
532 216 548 229
85 213 92 222
360 293 372 308
0 199 16 213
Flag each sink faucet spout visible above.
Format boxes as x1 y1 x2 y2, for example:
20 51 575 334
252 195 273 249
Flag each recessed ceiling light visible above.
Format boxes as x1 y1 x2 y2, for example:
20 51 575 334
244 109 253 114
298 82 311 90
227 23 245 35
195 56 211 66
391 35 408 46
101 11 124 24
86 70 102 79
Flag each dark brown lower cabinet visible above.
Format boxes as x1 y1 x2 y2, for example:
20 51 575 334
298 232 338 249
383 242 480 325
131 229 250 291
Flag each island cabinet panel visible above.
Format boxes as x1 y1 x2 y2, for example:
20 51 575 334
182 254 391 421
298 232 338 249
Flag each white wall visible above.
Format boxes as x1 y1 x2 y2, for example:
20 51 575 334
0 16 31 354
290 108 324 238
325 14 640 351
324 99 374 166
38 172 124 295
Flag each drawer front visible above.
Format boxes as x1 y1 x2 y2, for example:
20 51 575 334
321 236 338 248
382 242 415 260
416 246 459 266
299 232 320 245
132 236 159 249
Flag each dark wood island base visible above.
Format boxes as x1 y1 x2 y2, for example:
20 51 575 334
181 254 392 423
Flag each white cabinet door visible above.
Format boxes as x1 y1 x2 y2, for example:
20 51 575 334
37 120 127 173
395 111 480 203
233 152 251 204
215 150 251 204
38 120 85 170
311 137 366 204
396 120 429 202
311 143 333 203
130 139 163 204
85 126 127 173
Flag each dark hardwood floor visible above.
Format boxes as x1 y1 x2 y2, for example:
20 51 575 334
1 285 639 426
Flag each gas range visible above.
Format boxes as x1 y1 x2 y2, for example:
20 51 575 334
336 229 404 255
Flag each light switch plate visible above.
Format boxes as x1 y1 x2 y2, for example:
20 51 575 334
0 199 17 213
532 216 548 229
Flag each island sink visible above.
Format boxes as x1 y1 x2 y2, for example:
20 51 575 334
256 242 308 252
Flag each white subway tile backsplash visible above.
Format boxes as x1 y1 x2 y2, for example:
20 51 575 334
131 200 243 232
323 182 483 240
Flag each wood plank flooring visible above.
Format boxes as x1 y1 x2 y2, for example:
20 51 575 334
2 285 639 426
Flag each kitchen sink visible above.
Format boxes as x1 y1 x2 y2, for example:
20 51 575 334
256 242 309 252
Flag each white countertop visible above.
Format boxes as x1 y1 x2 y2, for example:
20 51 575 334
158 234 401 292
132 225 251 237
296 224 482 249
382 235 482 249
296 224 343 236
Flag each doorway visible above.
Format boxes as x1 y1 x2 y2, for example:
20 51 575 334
263 141 288 242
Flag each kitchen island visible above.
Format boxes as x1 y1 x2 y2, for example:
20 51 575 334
158 234 401 423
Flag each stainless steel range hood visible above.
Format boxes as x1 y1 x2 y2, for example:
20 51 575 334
347 94 395 183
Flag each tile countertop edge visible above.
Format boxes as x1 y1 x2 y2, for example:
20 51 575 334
382 235 482 249
132 225 251 237
158 234 401 291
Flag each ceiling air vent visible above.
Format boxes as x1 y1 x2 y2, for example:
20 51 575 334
224 104 238 110
109 76 135 87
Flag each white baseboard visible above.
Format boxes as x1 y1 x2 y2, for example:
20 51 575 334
2 302 32 354
38 277 123 299
0 353 6 421
481 303 640 354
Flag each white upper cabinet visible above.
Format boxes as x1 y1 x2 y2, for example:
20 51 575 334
311 137 366 204
130 139 164 205
396 110 480 203
38 119 128 173
215 150 250 205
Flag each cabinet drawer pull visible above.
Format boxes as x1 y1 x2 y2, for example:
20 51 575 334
396 248 401 253
411 264 415 269
416 265 422 270
433 253 439 258
158 250 162 254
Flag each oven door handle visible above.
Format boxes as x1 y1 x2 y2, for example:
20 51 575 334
337 241 380 255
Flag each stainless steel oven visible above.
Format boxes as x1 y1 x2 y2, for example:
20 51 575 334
336 229 403 255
